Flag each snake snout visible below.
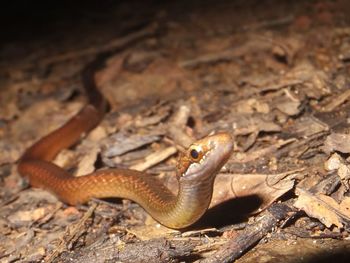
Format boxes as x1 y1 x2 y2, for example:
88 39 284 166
210 132 234 158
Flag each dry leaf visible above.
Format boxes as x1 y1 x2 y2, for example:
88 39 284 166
75 145 100 176
102 132 161 158
274 92 301 116
235 98 270 114
291 116 328 138
97 55 196 109
294 188 350 229
324 153 350 192
8 207 47 226
323 133 350 154
209 170 300 212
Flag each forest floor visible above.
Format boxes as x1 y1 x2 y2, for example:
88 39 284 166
1 0 350 262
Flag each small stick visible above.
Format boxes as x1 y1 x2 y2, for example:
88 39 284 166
322 89 350 112
199 203 292 263
45 203 98 263
130 146 178 172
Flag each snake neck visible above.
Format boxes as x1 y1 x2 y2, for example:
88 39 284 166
151 178 215 229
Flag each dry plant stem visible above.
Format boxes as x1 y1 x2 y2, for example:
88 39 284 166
35 203 63 227
168 103 194 147
275 132 328 159
45 203 97 263
0 193 20 208
243 15 294 31
130 146 178 171
322 89 350 112
232 138 295 163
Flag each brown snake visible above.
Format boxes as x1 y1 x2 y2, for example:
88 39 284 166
17 60 233 229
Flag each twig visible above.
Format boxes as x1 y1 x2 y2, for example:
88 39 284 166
242 15 294 31
35 203 63 227
322 89 350 112
44 203 98 263
230 138 295 163
130 146 177 171
199 203 292 263
0 193 20 208
167 103 194 148
275 131 328 159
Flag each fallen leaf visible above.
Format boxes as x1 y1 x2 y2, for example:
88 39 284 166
294 188 350 229
75 145 100 176
8 207 47 226
209 170 300 212
323 133 350 154
324 153 350 191
102 132 161 158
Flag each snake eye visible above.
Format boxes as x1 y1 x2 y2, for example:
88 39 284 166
189 147 204 162
190 149 199 159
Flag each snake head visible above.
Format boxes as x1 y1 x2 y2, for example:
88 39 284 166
176 132 233 182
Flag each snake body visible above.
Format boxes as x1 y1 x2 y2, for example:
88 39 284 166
17 61 233 229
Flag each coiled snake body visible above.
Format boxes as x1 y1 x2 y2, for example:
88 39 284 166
18 61 233 229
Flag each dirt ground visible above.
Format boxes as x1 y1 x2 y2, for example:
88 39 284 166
1 0 350 262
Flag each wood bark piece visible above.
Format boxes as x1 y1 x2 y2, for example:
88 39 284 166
59 237 197 263
200 203 292 263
